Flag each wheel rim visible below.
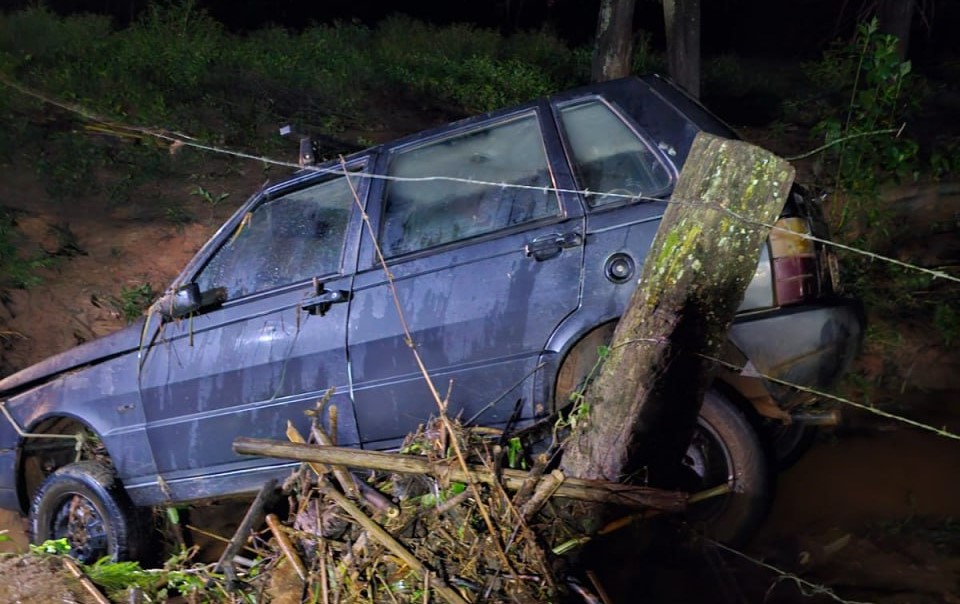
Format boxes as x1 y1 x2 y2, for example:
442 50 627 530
50 493 109 563
682 418 735 523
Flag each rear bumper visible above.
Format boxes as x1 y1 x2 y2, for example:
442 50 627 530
729 298 864 402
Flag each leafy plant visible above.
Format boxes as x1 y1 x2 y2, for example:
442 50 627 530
84 558 157 597
29 538 70 556
810 18 919 201
35 134 104 202
506 436 526 469
164 205 193 228
118 283 157 322
191 185 229 222
0 209 55 288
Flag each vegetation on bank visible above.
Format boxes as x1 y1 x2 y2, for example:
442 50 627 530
0 2 585 145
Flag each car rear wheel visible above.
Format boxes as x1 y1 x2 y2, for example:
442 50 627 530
681 389 771 546
30 461 143 563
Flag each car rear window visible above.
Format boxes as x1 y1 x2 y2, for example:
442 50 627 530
380 112 561 257
558 99 672 207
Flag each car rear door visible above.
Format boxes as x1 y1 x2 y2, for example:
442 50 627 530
347 107 584 449
135 161 368 502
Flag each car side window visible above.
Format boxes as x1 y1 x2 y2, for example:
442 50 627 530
380 112 560 257
196 176 353 300
558 100 672 207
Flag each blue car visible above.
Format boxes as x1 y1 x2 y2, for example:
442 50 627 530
0 75 863 561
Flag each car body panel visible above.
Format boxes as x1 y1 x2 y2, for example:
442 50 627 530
347 106 586 448
0 350 153 507
728 301 865 403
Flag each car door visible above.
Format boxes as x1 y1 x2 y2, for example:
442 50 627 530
136 162 368 501
555 96 676 324
347 108 584 449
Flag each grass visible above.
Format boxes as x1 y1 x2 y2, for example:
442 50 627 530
0 4 589 149
117 283 157 322
0 208 56 288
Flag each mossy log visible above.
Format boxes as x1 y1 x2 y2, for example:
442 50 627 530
560 132 795 491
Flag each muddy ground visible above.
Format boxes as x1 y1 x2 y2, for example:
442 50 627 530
0 124 957 603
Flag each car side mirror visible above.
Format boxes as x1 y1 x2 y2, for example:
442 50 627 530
157 283 202 321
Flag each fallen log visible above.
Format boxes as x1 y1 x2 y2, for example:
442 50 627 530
233 437 688 512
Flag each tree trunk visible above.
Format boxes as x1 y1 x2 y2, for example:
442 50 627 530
591 0 636 82
877 0 914 60
663 0 701 98
560 133 794 531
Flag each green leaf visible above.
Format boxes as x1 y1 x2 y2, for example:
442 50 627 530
166 506 180 525
30 538 71 555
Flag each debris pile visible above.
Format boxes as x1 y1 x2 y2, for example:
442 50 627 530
224 395 691 604
259 415 565 603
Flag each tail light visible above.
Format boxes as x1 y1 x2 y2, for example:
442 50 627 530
769 217 818 306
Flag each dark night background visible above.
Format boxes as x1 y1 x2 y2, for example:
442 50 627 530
7 0 960 66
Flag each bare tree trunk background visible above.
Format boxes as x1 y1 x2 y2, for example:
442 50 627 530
591 0 636 82
663 0 701 98
877 0 915 59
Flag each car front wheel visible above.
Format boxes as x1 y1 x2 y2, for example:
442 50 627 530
29 461 143 563
681 389 771 546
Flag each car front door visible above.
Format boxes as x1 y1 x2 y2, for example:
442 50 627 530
135 163 368 502
347 109 584 449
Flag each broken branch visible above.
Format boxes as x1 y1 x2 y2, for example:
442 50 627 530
234 437 687 511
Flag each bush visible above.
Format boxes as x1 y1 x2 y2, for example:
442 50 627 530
0 5 583 143
806 18 920 197
0 209 54 289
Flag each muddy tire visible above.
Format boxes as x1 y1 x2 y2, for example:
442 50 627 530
29 461 143 563
682 389 771 546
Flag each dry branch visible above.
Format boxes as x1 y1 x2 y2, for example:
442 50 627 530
233 437 688 511
62 558 111 604
265 513 307 582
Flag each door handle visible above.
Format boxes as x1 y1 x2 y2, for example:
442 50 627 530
524 232 582 261
302 288 350 316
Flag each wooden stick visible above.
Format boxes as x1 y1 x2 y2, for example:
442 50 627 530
216 478 277 585
311 425 359 500
328 405 338 447
288 422 398 518
353 477 400 519
62 557 111 604
234 437 687 511
434 489 471 515
286 421 328 478
586 570 613 604
265 513 307 582
519 469 564 521
511 452 549 508
316 475 469 604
